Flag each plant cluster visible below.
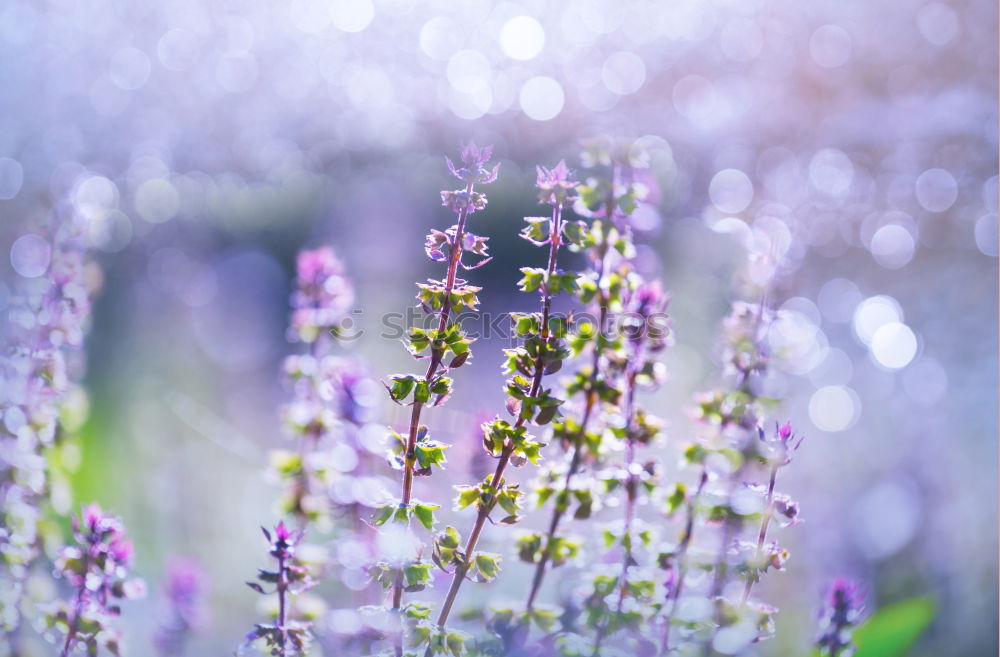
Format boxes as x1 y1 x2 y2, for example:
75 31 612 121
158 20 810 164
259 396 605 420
1 221 145 657
1 222 96 635
229 140 917 657
241 522 318 657
0 142 931 657
154 558 209 657
42 504 144 656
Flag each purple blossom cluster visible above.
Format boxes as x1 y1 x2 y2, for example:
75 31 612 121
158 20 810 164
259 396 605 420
289 247 356 345
43 504 144 657
271 247 379 528
1 220 98 636
154 558 210 657
241 522 317 657
223 141 900 657
816 579 865 657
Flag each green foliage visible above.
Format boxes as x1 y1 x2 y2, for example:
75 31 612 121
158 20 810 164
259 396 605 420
516 268 578 296
385 375 454 407
481 419 543 466
387 426 450 476
406 324 475 366
371 500 440 530
416 279 482 313
853 598 935 657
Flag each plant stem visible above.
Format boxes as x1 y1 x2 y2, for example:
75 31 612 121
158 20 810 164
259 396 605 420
277 552 288 657
392 181 476 620
703 290 771 657
591 347 642 657
433 203 563 635
740 465 778 605
60 553 89 657
661 467 708 655
294 341 321 529
524 391 592 611
525 252 610 611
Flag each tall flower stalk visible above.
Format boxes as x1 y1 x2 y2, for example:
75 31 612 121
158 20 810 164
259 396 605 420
274 246 384 653
739 421 802 605
273 247 356 529
660 294 775 654
655 241 804 656
372 142 497 651
1 220 98 644
241 522 317 656
521 139 647 614
43 504 144 657
589 281 671 657
816 578 865 657
154 558 209 657
424 162 579 652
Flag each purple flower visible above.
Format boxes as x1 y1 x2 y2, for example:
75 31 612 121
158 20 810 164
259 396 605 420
816 578 865 657
621 281 672 351
759 421 804 465
163 559 207 626
242 522 316 656
265 521 303 560
154 558 209 656
319 356 377 426
47 504 143 657
440 189 488 214
446 141 500 185
535 160 580 207
289 247 355 344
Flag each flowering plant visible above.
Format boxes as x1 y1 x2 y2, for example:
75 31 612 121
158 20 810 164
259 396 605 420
43 504 144 657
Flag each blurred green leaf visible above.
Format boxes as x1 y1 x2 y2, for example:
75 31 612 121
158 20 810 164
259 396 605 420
853 597 935 657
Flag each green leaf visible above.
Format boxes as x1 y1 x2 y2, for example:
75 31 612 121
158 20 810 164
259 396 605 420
666 483 686 515
412 503 439 530
473 552 502 582
454 485 480 510
517 268 545 293
371 505 394 526
414 380 431 403
853 597 935 657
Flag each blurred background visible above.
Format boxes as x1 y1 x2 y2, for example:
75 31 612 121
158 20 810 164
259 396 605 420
0 0 996 655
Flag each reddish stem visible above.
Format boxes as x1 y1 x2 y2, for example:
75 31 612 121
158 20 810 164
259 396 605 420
60 553 89 657
592 343 643 657
433 203 563 634
525 245 611 611
391 182 476 620
277 552 288 657
661 467 708 654
740 465 779 605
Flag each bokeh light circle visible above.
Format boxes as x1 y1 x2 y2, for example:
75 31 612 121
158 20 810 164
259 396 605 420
602 51 646 95
915 168 958 212
109 47 151 90
852 295 903 344
809 25 853 68
869 224 916 268
709 169 753 214
519 76 564 121
419 17 462 61
499 16 545 61
330 0 374 33
135 178 181 223
446 50 491 94
974 214 998 256
917 2 960 46
0 157 24 200
809 385 860 432
870 322 918 370
10 234 51 278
